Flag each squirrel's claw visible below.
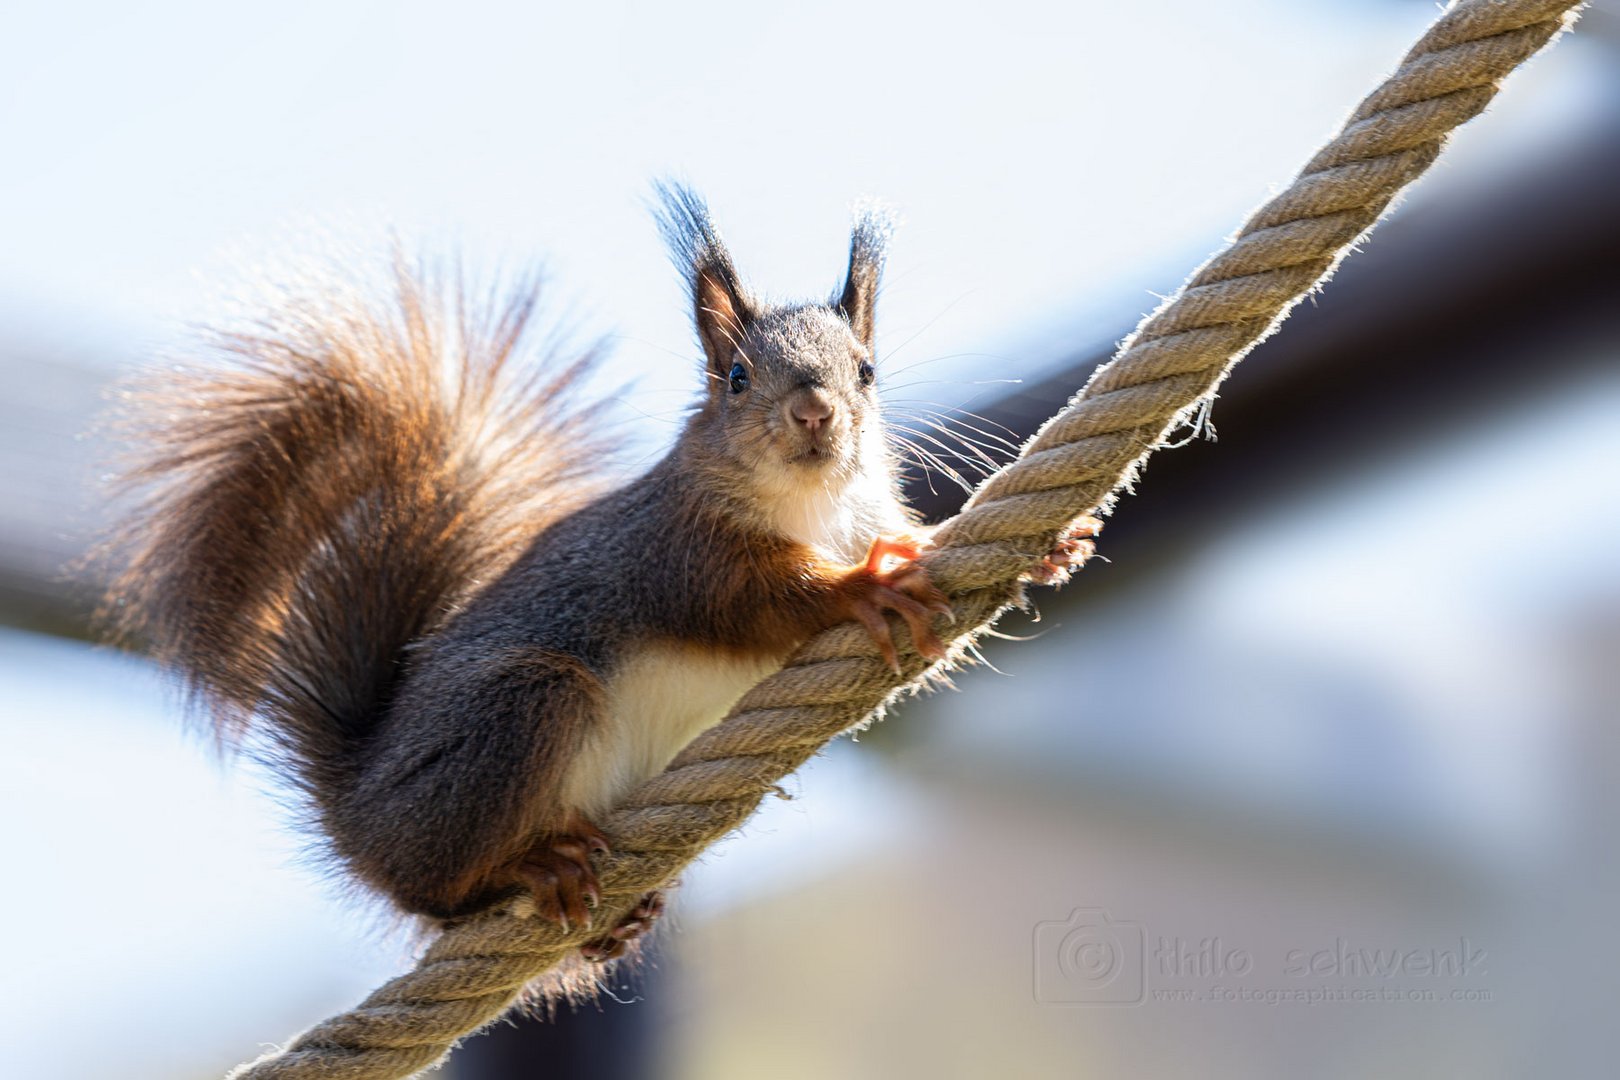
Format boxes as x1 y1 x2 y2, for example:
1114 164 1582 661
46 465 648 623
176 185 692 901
568 818 612 857
1027 515 1103 587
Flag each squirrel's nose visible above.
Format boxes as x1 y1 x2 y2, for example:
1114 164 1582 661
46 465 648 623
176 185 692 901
789 393 835 434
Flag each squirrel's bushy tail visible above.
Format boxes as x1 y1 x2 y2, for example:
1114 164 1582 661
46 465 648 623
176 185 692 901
102 256 608 804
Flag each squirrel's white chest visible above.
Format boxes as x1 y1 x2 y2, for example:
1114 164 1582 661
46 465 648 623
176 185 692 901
763 466 900 564
560 642 783 816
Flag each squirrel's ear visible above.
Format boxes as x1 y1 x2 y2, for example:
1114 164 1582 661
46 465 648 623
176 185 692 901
835 201 895 353
655 181 756 375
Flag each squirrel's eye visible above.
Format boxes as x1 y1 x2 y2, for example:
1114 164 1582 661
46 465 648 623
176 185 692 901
728 362 749 394
858 361 875 387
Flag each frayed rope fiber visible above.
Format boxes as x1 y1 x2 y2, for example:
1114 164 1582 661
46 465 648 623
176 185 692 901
228 2 1584 1076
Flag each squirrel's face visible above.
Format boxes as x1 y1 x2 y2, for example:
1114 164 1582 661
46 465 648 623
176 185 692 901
707 306 878 479
658 183 895 498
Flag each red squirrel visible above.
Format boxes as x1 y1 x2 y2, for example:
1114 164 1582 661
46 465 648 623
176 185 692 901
104 184 1095 961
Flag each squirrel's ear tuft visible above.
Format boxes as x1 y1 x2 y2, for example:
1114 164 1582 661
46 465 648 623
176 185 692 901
835 199 895 353
654 181 756 375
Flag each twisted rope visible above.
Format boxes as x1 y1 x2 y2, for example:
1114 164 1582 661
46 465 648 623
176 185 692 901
229 2 1584 1075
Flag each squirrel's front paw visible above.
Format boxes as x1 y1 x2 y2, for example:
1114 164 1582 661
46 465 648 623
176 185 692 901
841 535 954 674
518 814 611 933
1026 515 1103 586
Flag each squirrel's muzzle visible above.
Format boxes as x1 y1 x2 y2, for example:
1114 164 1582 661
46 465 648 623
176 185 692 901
788 390 834 435
779 387 845 463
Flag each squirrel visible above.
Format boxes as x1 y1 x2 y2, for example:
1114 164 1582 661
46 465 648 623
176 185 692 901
103 184 1096 961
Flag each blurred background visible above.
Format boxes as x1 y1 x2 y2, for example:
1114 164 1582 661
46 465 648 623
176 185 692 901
2 1 1617 1077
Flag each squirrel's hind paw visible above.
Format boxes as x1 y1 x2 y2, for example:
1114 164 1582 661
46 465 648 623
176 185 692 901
519 817 611 933
581 889 669 962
